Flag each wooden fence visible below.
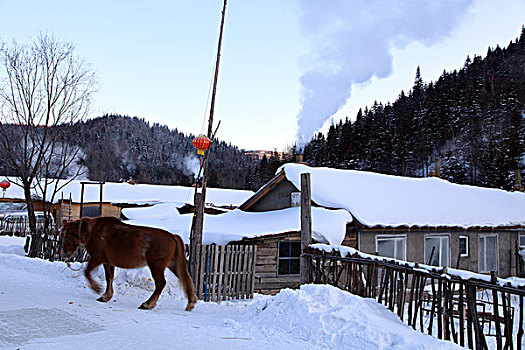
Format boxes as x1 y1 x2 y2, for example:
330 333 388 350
25 228 89 262
305 246 525 350
194 244 257 302
0 217 46 237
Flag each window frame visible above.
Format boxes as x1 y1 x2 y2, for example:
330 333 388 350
479 234 499 273
375 234 407 261
519 234 525 248
277 240 301 276
459 235 469 257
425 234 450 267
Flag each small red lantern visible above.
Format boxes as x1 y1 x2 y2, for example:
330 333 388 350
0 180 10 198
192 135 212 156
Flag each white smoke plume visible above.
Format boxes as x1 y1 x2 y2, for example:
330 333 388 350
182 155 201 177
295 0 474 151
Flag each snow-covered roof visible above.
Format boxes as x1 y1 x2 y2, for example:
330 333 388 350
279 163 525 229
123 203 352 245
1 177 253 207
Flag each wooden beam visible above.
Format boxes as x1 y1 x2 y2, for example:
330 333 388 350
300 172 312 285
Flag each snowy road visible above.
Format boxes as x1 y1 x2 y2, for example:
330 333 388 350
0 237 458 349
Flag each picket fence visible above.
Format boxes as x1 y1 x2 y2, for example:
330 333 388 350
193 244 257 302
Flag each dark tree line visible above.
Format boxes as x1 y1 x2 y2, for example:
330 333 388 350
70 115 265 189
303 27 525 190
0 114 273 189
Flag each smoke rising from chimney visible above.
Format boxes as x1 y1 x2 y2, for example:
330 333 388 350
295 0 474 151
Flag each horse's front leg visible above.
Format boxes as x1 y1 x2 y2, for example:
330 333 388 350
84 258 103 294
97 263 115 302
139 264 166 310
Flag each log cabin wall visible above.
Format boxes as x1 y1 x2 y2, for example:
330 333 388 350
238 232 302 295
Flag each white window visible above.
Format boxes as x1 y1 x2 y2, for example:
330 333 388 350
291 192 301 207
376 235 406 260
459 235 469 257
425 235 450 267
519 234 525 248
479 235 498 273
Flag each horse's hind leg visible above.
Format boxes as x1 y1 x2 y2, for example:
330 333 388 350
168 261 197 311
97 263 115 302
139 264 166 310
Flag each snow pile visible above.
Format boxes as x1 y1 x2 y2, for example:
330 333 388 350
280 163 525 228
0 236 26 256
124 204 352 245
234 284 457 349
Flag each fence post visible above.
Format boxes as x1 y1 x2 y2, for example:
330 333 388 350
300 172 312 285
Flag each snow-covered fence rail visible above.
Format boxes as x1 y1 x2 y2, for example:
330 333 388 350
304 245 525 350
194 244 257 302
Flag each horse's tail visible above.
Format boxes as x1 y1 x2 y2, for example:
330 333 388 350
168 234 197 311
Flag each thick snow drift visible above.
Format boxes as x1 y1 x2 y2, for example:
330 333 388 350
233 284 457 349
124 204 352 245
280 163 525 228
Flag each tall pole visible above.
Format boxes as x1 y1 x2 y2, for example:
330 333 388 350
300 173 312 285
189 0 228 280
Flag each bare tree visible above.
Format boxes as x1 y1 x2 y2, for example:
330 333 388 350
0 34 96 233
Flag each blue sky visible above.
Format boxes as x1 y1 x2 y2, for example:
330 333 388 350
0 0 524 151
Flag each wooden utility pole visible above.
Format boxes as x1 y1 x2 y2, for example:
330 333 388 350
300 172 312 284
189 0 228 280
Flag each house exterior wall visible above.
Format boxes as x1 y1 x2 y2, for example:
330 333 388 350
237 232 302 295
358 229 521 278
53 202 121 223
247 180 299 212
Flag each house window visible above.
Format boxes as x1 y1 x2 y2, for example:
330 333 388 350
278 241 301 275
519 234 525 248
479 235 498 273
459 235 469 257
291 192 301 207
376 235 406 260
425 235 449 267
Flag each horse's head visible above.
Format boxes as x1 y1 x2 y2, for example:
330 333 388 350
60 220 82 260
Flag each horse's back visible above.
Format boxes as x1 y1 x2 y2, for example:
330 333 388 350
93 218 176 268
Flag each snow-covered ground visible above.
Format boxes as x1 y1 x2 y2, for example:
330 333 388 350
0 236 459 349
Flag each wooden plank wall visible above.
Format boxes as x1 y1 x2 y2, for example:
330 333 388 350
250 234 301 295
194 244 257 302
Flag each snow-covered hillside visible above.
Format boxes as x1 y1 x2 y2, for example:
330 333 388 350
0 237 458 349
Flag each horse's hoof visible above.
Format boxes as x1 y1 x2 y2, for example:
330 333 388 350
97 296 108 303
138 303 151 310
185 302 195 312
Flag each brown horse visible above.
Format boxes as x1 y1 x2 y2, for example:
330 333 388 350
61 217 197 311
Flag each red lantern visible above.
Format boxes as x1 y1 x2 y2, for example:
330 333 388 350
0 180 10 198
192 135 212 156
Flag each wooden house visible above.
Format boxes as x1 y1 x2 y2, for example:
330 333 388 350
237 163 525 279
